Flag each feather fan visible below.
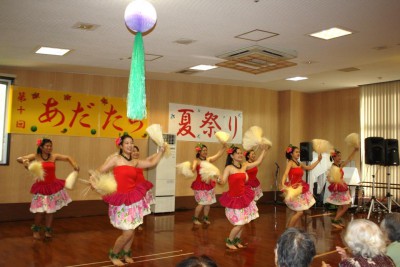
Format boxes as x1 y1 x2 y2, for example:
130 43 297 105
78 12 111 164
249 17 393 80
242 126 263 151
215 131 231 144
281 185 303 201
345 133 360 149
28 161 45 181
329 165 342 184
260 137 272 149
312 139 333 154
65 171 78 190
146 124 164 146
87 170 117 195
199 161 220 184
176 161 195 178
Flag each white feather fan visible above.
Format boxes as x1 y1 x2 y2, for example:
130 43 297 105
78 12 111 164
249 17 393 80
329 165 342 184
215 131 230 144
146 124 164 146
242 126 263 151
261 137 272 149
312 139 333 154
65 171 78 190
176 161 195 178
345 133 360 149
28 161 45 181
281 185 303 201
84 170 117 196
199 161 220 184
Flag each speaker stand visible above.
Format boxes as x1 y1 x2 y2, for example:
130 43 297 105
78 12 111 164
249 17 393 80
367 174 388 219
384 166 400 213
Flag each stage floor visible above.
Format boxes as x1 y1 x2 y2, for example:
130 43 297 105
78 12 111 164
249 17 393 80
0 203 388 267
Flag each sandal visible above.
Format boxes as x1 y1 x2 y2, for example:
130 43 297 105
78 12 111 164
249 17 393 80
44 227 53 238
192 216 201 225
121 249 134 263
203 216 211 225
109 250 125 266
31 224 41 240
225 238 238 250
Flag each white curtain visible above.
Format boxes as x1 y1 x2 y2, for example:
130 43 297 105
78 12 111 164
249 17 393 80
360 80 400 201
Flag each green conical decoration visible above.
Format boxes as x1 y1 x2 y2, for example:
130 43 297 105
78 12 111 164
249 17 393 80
127 32 146 120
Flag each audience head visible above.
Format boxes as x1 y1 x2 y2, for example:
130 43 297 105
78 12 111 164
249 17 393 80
176 255 217 267
275 227 316 267
344 219 386 258
381 212 400 243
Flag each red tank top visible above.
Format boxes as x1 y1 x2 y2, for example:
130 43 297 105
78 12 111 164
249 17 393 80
113 166 137 193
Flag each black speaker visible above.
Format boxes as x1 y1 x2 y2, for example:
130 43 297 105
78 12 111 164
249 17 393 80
300 142 313 162
365 137 385 165
385 139 399 166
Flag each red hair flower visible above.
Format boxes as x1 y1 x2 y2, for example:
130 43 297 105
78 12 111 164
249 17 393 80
286 147 293 153
115 137 122 147
36 139 42 147
195 143 204 152
227 148 234 154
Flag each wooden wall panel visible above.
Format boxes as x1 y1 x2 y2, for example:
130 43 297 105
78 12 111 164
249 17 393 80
0 68 361 205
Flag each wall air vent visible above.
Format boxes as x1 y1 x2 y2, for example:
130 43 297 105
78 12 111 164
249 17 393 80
216 45 297 74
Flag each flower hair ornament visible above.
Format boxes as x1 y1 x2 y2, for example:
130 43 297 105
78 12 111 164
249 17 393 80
36 138 43 147
195 143 204 152
243 151 248 157
226 144 236 155
115 132 130 147
286 145 293 154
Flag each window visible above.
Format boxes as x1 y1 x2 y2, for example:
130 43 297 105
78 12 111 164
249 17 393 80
0 77 13 165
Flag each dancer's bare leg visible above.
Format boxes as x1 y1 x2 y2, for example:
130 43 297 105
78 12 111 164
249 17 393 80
44 213 54 238
122 230 135 263
287 211 303 228
109 230 134 266
193 204 203 225
33 213 44 239
226 225 243 250
203 205 211 224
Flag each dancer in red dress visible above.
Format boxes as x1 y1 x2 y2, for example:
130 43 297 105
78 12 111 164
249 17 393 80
95 134 165 266
327 147 358 229
281 145 321 228
191 143 226 225
218 145 267 250
245 150 263 201
17 138 79 239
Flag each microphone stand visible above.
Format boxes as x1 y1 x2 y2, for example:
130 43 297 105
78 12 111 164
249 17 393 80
274 162 280 204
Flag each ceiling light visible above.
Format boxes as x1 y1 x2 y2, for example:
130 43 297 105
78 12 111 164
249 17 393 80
35 47 70 56
286 76 308 81
189 65 217 71
309 27 352 40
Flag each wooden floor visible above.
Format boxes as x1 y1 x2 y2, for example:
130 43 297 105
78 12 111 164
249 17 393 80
0 203 389 267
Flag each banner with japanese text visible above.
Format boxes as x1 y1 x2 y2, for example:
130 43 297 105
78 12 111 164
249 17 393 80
168 103 242 143
10 86 148 138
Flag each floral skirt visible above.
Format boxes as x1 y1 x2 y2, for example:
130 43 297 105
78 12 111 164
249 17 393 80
285 191 316 211
251 185 263 201
194 188 216 205
30 189 72 213
109 199 148 230
143 190 155 216
225 201 259 225
326 190 351 206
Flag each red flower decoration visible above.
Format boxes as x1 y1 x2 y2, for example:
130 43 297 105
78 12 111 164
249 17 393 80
286 147 292 153
195 147 201 152
227 148 234 154
115 137 122 147
36 139 42 147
